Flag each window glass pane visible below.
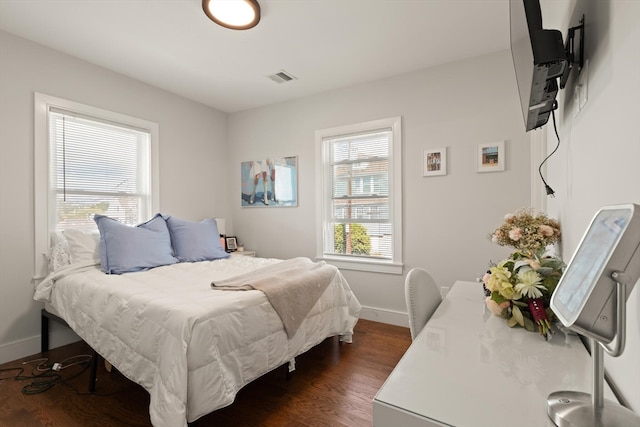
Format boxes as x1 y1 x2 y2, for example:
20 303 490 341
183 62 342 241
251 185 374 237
323 126 393 260
55 193 141 229
331 159 389 198
332 222 392 259
49 110 151 230
332 198 389 221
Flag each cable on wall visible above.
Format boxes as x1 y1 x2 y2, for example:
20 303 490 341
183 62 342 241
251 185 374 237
538 103 561 197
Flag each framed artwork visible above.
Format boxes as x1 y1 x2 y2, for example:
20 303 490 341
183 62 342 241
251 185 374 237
241 156 298 207
423 147 447 176
225 236 238 252
477 141 505 173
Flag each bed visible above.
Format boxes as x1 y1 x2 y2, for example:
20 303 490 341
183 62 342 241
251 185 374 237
34 217 361 427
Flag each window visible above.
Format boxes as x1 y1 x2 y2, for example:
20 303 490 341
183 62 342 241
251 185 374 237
315 117 402 274
34 93 159 278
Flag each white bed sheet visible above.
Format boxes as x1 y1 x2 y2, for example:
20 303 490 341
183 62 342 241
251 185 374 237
34 256 361 426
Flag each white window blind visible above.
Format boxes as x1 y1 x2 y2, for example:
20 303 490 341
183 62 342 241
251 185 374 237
48 108 152 230
316 117 402 274
34 93 159 279
327 130 392 259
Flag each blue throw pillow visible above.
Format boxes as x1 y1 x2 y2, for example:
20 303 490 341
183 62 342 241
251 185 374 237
94 213 178 274
166 216 230 262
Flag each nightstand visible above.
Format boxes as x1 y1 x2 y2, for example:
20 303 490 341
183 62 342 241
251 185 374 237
230 250 256 257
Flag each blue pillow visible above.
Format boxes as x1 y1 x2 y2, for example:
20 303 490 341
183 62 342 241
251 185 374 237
166 216 230 262
94 213 178 274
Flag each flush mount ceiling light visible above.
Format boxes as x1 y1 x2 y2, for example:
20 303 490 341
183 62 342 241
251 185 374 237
202 0 261 30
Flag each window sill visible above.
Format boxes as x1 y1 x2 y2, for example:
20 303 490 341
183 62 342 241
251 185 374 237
316 256 403 275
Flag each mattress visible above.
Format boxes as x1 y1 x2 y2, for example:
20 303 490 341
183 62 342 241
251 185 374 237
34 256 361 426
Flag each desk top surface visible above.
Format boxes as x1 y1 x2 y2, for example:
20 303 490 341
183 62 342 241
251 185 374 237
374 281 613 426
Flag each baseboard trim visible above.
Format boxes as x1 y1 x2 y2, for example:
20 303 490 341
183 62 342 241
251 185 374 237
0 325 80 365
0 335 40 365
359 305 409 328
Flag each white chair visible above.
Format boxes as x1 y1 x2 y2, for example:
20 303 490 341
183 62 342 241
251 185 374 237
404 268 442 340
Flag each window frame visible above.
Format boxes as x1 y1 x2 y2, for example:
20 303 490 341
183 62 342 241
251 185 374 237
33 93 160 279
315 116 403 274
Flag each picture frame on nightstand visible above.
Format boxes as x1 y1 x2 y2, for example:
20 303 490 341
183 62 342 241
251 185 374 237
225 236 238 252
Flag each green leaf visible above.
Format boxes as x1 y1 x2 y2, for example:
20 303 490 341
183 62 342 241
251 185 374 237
523 316 536 332
541 258 564 270
536 266 553 276
545 307 557 323
491 291 508 305
542 277 559 294
502 259 516 270
511 305 524 327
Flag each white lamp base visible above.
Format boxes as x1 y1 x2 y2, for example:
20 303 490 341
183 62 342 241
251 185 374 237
548 391 640 427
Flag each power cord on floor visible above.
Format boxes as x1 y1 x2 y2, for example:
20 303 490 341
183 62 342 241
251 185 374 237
0 354 93 395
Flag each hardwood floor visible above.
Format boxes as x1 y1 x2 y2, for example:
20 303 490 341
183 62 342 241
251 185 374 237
0 319 411 427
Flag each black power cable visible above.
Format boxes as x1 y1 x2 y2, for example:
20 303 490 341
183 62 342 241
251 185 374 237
538 105 561 197
0 354 93 395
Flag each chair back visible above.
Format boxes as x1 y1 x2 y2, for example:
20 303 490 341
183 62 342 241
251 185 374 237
404 268 442 340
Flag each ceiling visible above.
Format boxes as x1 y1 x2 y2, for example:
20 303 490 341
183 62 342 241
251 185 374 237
0 0 510 113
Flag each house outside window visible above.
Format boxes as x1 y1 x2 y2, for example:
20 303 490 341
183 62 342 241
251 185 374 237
33 93 159 278
315 117 402 274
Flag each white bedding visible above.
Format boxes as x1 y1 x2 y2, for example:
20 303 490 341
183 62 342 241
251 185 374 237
34 256 361 426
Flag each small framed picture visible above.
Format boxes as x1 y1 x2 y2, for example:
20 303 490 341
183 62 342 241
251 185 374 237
477 141 505 173
423 147 447 176
225 236 238 252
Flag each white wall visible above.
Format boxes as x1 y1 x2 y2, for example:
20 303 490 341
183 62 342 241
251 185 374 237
227 50 532 324
0 31 230 363
543 0 640 412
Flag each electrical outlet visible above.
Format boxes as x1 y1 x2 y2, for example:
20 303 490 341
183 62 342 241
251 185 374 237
574 60 589 117
440 286 449 299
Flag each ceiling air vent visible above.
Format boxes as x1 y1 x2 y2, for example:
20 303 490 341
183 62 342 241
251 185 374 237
268 70 297 84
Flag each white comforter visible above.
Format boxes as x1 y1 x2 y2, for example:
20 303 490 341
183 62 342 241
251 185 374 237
34 256 361 426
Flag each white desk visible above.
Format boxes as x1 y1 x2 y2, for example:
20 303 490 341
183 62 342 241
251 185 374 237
373 281 616 427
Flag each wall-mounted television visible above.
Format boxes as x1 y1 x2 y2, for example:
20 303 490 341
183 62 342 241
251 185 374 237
510 0 568 131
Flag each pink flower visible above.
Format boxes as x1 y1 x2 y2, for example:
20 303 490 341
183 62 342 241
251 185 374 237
527 259 541 270
485 297 510 316
482 272 491 285
508 227 522 241
539 224 554 237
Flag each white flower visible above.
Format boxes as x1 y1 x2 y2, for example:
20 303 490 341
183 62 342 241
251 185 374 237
514 270 545 299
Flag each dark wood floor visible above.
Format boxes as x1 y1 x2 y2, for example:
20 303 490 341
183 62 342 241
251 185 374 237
0 319 411 427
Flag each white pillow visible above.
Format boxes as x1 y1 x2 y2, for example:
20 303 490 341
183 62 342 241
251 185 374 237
62 229 100 264
48 239 71 273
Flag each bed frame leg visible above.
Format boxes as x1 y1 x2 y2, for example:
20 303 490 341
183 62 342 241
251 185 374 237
41 310 50 353
89 348 99 393
41 309 99 393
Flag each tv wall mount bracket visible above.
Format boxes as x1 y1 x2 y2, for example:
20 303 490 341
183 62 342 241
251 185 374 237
560 14 585 89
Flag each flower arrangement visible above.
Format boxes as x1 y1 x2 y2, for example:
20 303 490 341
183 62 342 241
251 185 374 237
483 208 564 339
490 208 561 256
